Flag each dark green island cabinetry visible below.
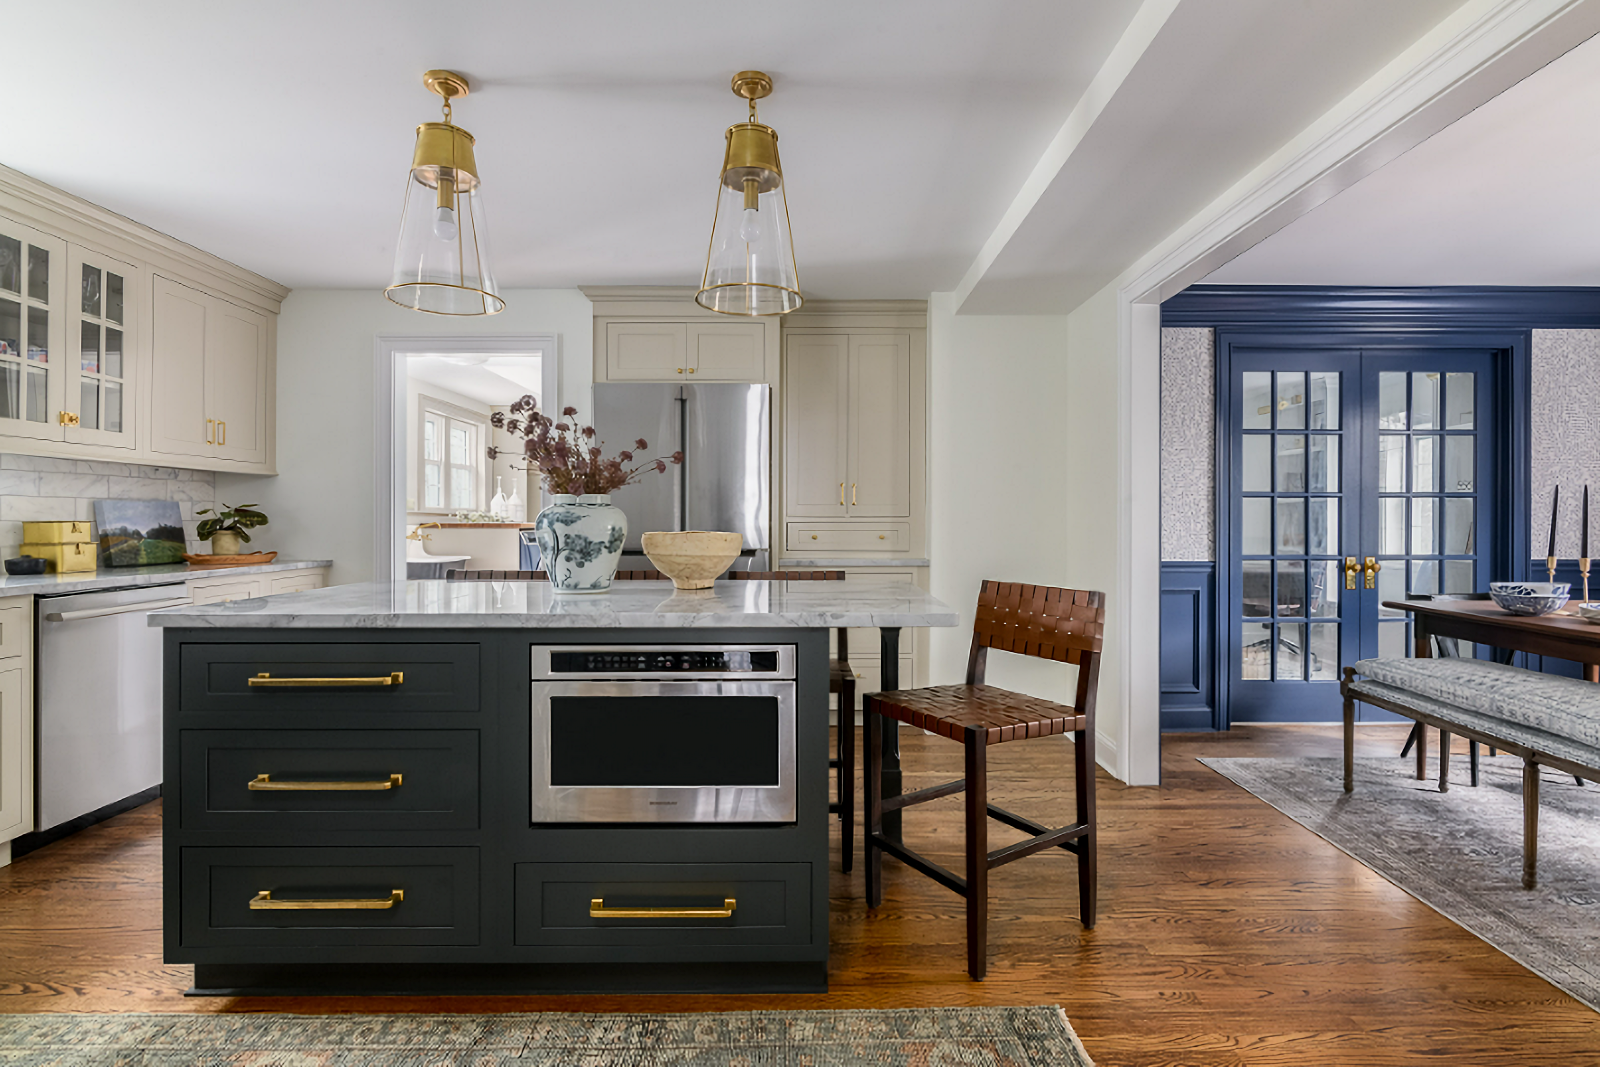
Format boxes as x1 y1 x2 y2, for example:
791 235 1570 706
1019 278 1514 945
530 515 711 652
154 579 957 996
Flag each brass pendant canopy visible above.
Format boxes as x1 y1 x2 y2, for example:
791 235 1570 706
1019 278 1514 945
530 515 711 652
695 70 802 316
386 69 504 316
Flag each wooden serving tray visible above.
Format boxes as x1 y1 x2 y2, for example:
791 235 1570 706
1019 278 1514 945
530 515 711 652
182 551 278 569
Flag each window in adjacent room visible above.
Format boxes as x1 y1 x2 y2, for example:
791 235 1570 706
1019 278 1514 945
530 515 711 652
418 396 486 513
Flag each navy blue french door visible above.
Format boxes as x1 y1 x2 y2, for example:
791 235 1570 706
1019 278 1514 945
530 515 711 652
1224 346 1501 722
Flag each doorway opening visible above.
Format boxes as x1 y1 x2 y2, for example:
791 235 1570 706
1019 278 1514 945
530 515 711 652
374 335 559 582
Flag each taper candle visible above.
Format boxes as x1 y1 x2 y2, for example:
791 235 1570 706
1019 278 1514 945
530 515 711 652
1549 484 1561 558
1584 485 1590 561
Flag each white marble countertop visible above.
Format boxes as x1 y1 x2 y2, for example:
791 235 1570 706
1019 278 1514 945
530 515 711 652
148 578 960 629
777 558 930 568
0 559 334 597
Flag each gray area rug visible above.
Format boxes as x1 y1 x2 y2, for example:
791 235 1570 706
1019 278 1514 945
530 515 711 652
1202 755 1600 1012
0 1005 1092 1065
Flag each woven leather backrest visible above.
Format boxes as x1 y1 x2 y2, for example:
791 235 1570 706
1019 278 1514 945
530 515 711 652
445 570 545 581
973 580 1104 664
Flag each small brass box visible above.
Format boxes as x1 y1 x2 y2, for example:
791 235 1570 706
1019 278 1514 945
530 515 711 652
22 520 93 544
18 541 98 573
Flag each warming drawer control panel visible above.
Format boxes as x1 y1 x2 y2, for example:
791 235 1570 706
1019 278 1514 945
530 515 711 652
532 644 795 681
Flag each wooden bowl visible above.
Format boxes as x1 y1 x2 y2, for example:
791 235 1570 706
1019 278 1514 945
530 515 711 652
640 531 742 589
183 551 278 569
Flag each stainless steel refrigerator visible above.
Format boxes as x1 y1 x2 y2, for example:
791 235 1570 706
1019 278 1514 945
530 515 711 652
592 383 769 571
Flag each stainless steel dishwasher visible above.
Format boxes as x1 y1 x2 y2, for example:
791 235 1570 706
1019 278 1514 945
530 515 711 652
34 582 191 831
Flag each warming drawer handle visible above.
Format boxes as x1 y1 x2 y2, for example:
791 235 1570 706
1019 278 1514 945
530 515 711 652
44 597 192 622
248 773 402 791
248 672 404 688
250 889 404 911
589 897 736 919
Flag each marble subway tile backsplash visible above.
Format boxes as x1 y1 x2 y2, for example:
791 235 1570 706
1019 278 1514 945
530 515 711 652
0 454 216 560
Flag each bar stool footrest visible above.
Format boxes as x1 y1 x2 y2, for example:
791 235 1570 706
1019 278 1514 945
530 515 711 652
868 832 968 896
882 777 967 814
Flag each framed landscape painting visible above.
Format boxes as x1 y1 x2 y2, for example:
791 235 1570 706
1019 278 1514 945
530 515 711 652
94 498 186 566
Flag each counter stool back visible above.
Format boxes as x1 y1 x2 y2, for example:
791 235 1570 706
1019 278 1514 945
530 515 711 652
864 579 1105 979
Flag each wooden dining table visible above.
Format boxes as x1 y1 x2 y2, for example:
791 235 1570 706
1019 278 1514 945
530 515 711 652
1384 597 1600 782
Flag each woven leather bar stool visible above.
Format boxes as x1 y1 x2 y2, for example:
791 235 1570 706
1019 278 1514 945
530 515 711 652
865 580 1105 980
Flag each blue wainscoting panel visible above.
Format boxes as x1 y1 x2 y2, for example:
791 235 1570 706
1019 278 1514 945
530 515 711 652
1161 561 1218 731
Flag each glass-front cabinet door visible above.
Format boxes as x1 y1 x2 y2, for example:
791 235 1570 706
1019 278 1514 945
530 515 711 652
0 216 67 442
67 247 136 448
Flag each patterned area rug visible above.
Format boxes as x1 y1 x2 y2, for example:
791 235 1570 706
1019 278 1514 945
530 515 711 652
1202 755 1600 1012
0 1005 1092 1065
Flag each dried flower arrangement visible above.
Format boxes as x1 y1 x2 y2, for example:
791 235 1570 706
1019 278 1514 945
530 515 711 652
488 397 683 496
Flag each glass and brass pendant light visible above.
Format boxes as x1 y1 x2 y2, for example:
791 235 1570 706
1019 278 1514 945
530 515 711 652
695 71 802 316
386 69 504 316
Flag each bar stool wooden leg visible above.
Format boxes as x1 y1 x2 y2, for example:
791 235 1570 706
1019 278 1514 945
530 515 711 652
964 725 988 980
1074 724 1097 928
840 674 855 874
865 703 884 909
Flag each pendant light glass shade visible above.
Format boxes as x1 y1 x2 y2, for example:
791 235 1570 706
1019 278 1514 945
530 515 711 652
696 73 801 316
386 73 504 316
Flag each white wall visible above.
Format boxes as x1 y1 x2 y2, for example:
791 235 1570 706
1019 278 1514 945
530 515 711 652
217 288 592 584
925 294 1084 709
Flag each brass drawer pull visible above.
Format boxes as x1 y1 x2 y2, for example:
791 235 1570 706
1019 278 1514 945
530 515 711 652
589 896 736 919
250 889 403 910
248 773 402 791
248 672 404 688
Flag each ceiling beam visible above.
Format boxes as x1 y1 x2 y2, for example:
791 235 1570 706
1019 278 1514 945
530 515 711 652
948 0 1181 314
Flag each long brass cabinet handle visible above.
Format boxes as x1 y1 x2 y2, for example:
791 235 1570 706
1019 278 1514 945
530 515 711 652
248 672 404 688
851 483 857 505
251 889 403 911
219 420 227 445
249 773 402 791
590 897 736 919
206 418 215 444
839 482 845 506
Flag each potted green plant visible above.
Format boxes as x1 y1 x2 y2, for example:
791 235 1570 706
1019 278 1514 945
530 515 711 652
195 503 269 556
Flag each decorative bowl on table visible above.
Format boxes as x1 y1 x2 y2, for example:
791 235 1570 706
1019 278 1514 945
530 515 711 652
640 530 742 589
1576 603 1600 624
1488 582 1570 616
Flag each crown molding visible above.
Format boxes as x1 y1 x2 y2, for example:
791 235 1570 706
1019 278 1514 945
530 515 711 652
1161 284 1600 328
0 163 290 312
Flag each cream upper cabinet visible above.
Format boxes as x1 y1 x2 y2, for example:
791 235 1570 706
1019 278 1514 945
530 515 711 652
783 333 850 517
66 246 137 449
784 331 910 520
846 334 911 517
603 320 767 382
0 216 68 443
151 275 268 464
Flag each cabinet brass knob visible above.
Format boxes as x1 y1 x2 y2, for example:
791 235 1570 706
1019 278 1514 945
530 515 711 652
676 367 684 374
811 534 818 540
57 411 80 427
687 367 696 373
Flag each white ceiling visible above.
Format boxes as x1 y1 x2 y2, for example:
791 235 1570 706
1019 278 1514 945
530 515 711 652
3 0 1144 299
407 354 543 408
957 0 1467 312
1205 26 1600 286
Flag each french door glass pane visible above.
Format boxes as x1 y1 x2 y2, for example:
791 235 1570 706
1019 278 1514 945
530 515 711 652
1308 623 1339 680
1380 497 1405 554
1242 622 1272 679
1275 499 1305 553
1379 621 1407 658
1243 372 1272 429
1242 561 1271 616
1443 498 1474 553
1410 559 1438 595
1379 372 1407 429
1242 434 1270 491
1411 498 1436 554
1275 435 1304 491
1379 435 1405 491
1308 372 1339 429
1277 372 1305 429
1308 435 1338 491
1308 497 1338 555
1308 560 1339 616
1445 373 1474 429
1277 623 1304 679
1377 565 1404 617
1445 436 1474 492
1242 497 1271 554
1412 372 1440 429
0 236 18 293
1277 560 1305 616
1444 559 1474 594
1412 436 1437 492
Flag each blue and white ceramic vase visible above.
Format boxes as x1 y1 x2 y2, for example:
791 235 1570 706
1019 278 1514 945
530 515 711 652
533 493 627 593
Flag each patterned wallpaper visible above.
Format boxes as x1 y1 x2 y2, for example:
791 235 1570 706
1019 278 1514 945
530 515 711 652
1160 328 1215 561
1531 329 1600 559
1159 327 1600 563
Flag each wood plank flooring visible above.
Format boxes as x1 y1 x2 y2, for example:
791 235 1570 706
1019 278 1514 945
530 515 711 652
1 724 1596 1066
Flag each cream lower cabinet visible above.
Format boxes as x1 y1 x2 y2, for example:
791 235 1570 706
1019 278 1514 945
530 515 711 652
0 596 33 866
151 275 268 465
187 567 328 606
783 331 912 519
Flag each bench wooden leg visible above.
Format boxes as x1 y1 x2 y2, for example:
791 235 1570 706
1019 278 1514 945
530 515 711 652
1438 730 1451 793
1415 721 1429 781
1400 721 1422 759
1343 688 1356 794
1523 757 1540 890
1470 741 1480 787
964 725 988 981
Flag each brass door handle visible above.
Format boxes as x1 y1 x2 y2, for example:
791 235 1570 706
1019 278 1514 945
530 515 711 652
206 418 215 444
851 483 857 505
1344 557 1359 590
1364 556 1381 590
590 897 735 919
251 889 403 911
249 773 402 791
248 672 404 688
839 482 845 506
219 420 226 445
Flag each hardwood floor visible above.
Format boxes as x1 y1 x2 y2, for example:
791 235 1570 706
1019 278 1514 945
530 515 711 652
1 724 1595 1066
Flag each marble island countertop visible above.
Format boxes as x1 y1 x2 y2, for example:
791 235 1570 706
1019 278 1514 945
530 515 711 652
0 559 334 597
148 578 960 629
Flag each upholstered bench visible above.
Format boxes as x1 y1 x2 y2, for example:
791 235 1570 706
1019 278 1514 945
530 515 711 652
1341 658 1600 889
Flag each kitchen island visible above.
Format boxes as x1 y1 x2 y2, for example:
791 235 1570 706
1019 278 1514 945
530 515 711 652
152 578 957 996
